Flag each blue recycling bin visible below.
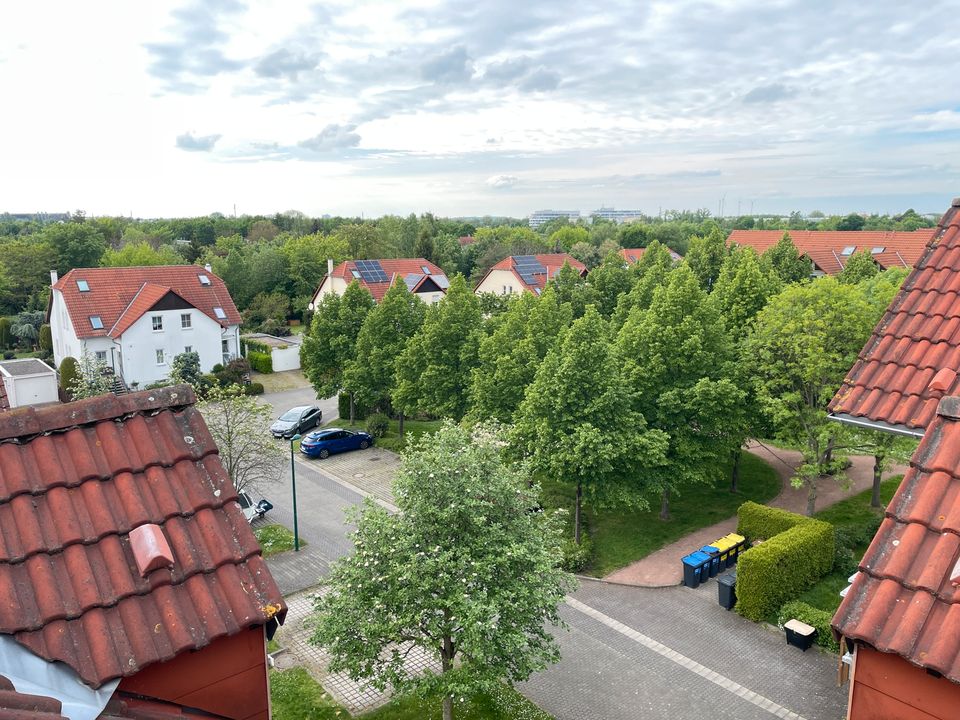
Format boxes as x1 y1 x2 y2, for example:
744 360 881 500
681 551 710 588
700 545 721 578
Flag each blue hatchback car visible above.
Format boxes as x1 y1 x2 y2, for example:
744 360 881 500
300 428 374 459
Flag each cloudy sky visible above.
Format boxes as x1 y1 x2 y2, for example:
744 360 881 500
1 1 958 218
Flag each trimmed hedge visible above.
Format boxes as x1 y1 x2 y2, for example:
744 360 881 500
735 502 835 621
242 338 272 354
247 351 273 374
778 600 840 653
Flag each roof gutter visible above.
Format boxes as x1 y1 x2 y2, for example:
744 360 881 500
827 412 925 438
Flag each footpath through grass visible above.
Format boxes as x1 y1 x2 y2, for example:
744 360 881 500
342 419 443 454
270 667 553 720
544 452 779 577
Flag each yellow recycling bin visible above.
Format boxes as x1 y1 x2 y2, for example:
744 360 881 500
711 536 736 569
722 533 746 566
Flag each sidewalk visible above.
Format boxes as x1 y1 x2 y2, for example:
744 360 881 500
604 441 908 587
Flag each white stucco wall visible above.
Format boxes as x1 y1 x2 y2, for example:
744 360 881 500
474 269 525 296
50 289 81 369
5 372 58 407
311 276 349 307
416 290 444 304
271 344 301 372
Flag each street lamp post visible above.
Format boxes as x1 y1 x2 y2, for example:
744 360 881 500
289 433 301 552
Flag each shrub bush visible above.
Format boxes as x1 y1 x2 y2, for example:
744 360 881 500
244 382 265 395
212 363 224 374
338 393 369 422
3 350 14 360
365 413 389 438
560 532 593 573
58 356 78 393
38 324 52 353
736 503 835 621
778 600 840 653
247 351 273 374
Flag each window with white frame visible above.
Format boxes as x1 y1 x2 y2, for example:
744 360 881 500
152 315 163 331
213 307 226 320
181 313 192 329
155 349 165 365
184 345 192 354
95 351 107 363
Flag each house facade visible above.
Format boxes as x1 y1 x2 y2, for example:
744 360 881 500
49 266 242 389
310 258 449 307
474 253 587 296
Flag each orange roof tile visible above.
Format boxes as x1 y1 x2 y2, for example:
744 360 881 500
0 386 285 689
53 266 241 340
727 229 934 275
323 258 448 302
482 254 586 294
829 200 960 433
834 395 960 682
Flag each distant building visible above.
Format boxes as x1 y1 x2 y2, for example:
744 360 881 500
620 247 683 263
528 210 581 229
474 254 587 296
592 207 645 224
310 258 449 306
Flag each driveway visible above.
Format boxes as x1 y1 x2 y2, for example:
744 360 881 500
260 385 339 427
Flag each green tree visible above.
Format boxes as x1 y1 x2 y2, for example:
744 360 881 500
311 422 574 720
38 324 52 353
514 306 668 542
0 317 11 349
617 264 741 518
394 276 482 420
618 223 648 248
685 226 727 290
568 241 602 269
743 277 880 514
301 282 375 420
68 352 113 400
549 226 589 252
762 232 812 284
101 241 183 266
343 280 426 419
281 232 349 298
587 253 634 318
709 246 782 343
546 262 595 319
612 241 675 327
469 286 572 423
0 237 57 311
838 249 879 284
59 356 78 397
199 386 285 495
42 222 108 273
170 351 202 388
837 213 866 231
334 223 379 258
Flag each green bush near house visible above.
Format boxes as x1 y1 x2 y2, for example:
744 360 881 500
735 502 835 621
58 356 78 396
247 351 273 374
244 382 265 395
365 412 390 438
38 324 52 353
777 600 841 653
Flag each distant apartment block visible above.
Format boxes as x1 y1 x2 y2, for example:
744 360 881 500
528 209 581 229
591 207 645 224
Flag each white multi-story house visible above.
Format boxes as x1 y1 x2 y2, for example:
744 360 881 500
528 209 581 229
49 266 242 389
310 258 449 308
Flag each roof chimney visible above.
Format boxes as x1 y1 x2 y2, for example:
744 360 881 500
952 198 960 208
327 258 334 277
204 263 212 273
50 270 58 285
129 523 175 576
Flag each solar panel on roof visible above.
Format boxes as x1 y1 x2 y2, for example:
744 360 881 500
356 259 388 283
434 275 450 289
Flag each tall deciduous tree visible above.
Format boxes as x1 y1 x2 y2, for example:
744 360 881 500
546 262 595 319
42 222 108 273
838 249 879 284
685 226 727 291
743 277 881 514
343 279 426 418
762 232 812 284
709 246 782 343
587 253 634 318
300 282 375 419
394 275 482 420
612 241 676 327
514 306 668 542
469 286 572 423
617 263 742 519
101 241 183 266
312 423 574 720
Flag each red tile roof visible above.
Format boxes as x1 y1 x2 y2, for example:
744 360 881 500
323 259 448 302
0 674 67 720
829 200 960 433
727 229 935 275
483 254 587 293
619 247 683 263
0 386 285 689
834 395 960 682
53 266 242 340
458 236 475 246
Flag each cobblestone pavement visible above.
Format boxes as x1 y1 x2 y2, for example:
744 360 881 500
520 579 847 720
298 446 400 508
275 590 440 715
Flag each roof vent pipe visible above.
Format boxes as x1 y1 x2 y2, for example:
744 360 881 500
327 258 334 277
204 263 212 273
129 523 175 576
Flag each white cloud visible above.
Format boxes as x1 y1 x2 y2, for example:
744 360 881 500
176 132 222 151
486 174 519 189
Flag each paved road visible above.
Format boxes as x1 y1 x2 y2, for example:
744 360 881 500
520 580 846 720
261 386 340 429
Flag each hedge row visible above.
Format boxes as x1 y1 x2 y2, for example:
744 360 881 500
778 600 840 653
247 351 273 374
242 338 272 355
735 502 835 621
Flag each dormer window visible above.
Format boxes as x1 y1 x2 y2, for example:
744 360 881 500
90 315 103 330
198 274 211 286
871 247 885 254
351 269 361 279
77 280 89 292
421 266 431 275
213 307 226 320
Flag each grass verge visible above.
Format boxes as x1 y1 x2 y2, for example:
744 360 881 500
270 668 344 720
544 452 779 577
254 523 306 557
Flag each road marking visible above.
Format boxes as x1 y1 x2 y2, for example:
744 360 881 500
565 597 808 720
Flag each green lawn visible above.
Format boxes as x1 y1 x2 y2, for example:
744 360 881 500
795 475 904 613
342 419 444 454
270 667 553 720
254 523 306 557
544 452 780 577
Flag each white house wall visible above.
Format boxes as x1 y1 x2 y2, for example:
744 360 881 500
50 289 81 370
475 269 525 296
311 276 349 307
416 290 444 304
7 373 58 407
270 344 301 372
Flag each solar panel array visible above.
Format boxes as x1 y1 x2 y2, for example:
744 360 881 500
355 260 388 283
514 255 547 286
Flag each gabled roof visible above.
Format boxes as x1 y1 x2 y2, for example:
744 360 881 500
833 395 960 683
619 247 683 263
53 266 241 340
829 200 960 434
481 253 587 294
321 258 448 302
0 386 285 689
727 229 935 275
